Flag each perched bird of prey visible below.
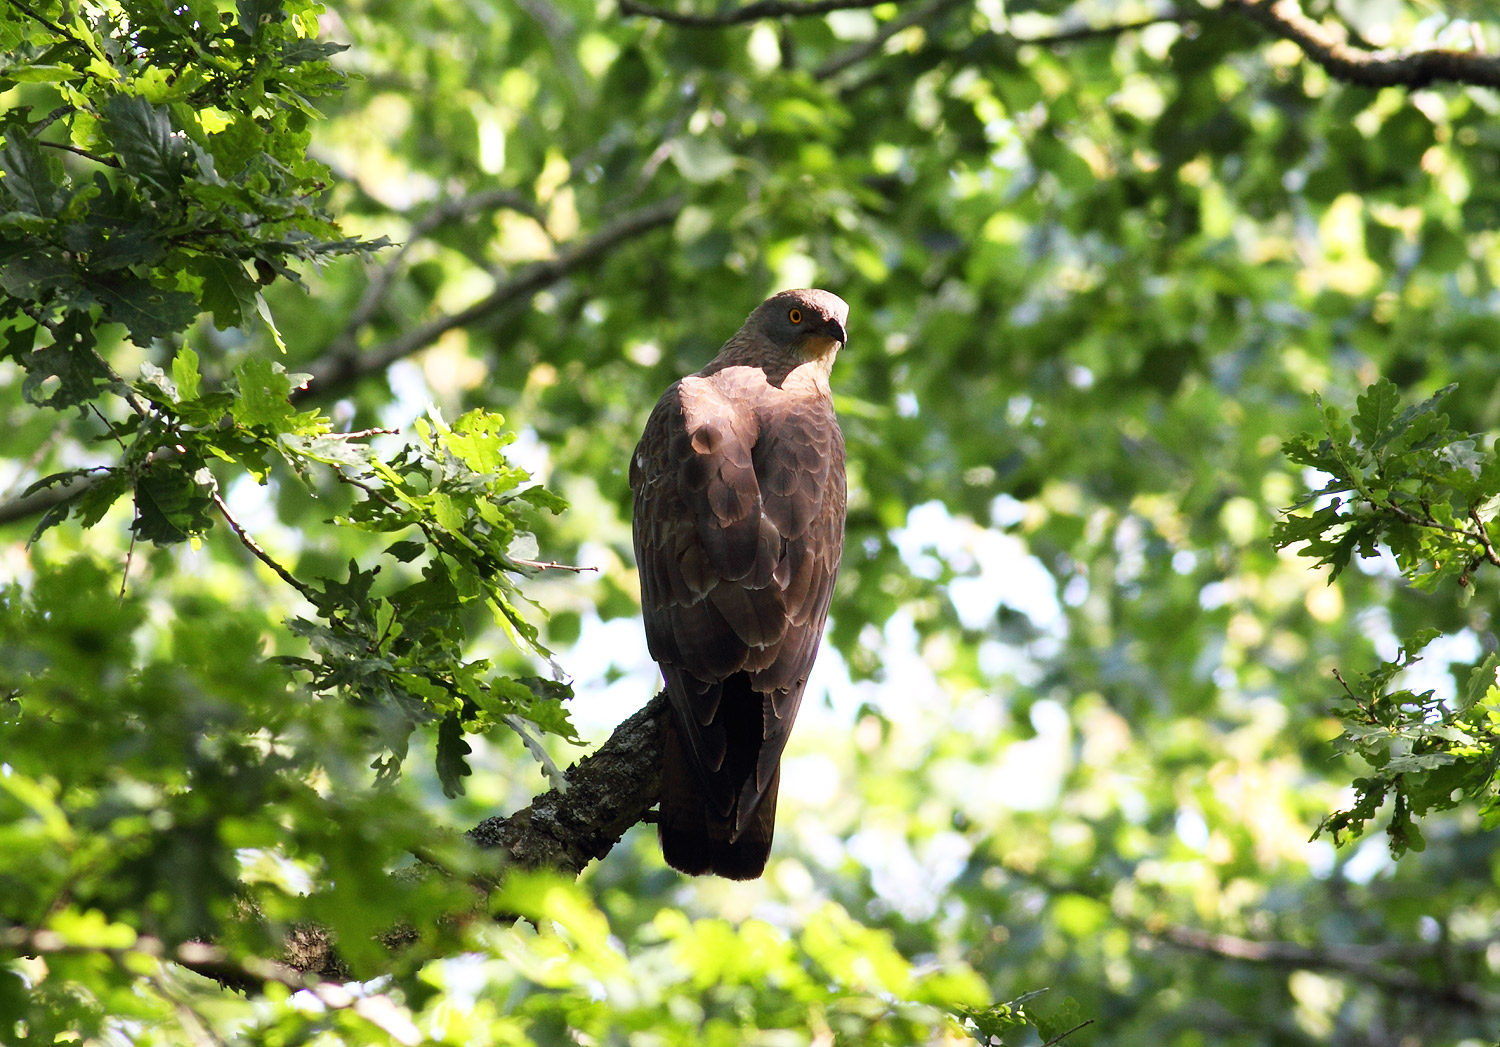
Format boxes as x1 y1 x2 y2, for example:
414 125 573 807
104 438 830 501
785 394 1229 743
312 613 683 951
631 289 849 880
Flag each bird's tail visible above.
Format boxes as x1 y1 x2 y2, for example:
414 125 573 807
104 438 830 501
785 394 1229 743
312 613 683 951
659 716 779 880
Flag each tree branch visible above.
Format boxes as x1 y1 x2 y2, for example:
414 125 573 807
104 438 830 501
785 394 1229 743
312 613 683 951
336 188 553 352
619 0 894 29
297 196 682 401
826 7 1194 95
1006 865 1500 1017
1 925 325 995
467 692 669 877
1229 0 1500 90
165 693 668 982
1152 924 1500 1015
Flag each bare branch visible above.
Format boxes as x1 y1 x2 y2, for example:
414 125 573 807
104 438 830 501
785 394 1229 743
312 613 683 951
335 188 551 357
826 7 1194 95
298 196 682 400
467 692 669 877
1152 924 1500 1015
0 926 321 995
1017 11 1191 48
1229 0 1500 89
619 0 894 29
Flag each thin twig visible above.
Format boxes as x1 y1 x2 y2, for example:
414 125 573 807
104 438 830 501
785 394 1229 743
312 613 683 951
1040 1020 1095 1047
88 403 128 452
816 3 1187 80
619 0 892 29
83 403 140 603
212 491 317 601
119 531 137 604
1017 11 1191 47
813 0 966 79
1229 0 1500 89
509 557 598 573
1376 498 1476 541
34 104 74 134
832 8 1193 97
324 427 400 440
9 0 74 39
37 140 122 168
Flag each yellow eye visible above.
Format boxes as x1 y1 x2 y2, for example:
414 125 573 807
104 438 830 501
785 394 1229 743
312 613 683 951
788 308 802 324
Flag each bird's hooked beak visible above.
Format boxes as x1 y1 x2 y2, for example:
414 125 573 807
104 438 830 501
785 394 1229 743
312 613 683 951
822 315 847 347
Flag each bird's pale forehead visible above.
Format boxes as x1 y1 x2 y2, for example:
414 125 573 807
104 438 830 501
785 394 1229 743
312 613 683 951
764 288 847 317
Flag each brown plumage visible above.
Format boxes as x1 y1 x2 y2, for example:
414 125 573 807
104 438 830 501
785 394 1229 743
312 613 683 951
631 289 849 879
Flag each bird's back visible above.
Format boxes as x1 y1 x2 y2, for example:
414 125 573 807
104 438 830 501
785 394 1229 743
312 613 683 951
632 355 845 878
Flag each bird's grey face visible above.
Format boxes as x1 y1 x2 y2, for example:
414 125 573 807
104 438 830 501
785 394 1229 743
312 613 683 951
753 289 849 360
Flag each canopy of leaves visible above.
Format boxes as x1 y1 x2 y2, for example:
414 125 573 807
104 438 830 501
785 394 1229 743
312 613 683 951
5 0 1500 1044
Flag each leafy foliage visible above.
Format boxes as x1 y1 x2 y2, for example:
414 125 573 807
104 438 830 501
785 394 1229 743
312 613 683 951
1277 380 1500 855
279 406 579 794
2 0 576 795
6 0 1500 1044
1276 379 1500 591
0 0 381 395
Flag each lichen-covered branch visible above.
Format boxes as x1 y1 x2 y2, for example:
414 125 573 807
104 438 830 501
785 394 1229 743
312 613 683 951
264 695 668 979
467 692 669 877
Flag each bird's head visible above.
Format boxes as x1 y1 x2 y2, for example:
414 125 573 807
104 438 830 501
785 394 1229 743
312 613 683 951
750 288 849 362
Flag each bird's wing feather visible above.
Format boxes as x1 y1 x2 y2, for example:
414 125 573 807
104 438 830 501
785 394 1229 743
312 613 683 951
632 365 845 832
